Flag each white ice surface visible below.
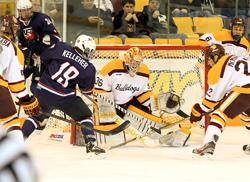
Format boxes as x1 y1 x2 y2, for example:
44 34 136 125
26 127 250 182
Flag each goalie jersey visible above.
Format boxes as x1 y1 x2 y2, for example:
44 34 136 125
199 29 250 60
95 59 152 106
0 35 28 99
201 54 250 112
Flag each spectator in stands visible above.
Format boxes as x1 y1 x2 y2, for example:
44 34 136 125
94 0 114 14
112 0 123 15
142 0 168 36
111 0 149 38
68 0 113 41
31 0 41 12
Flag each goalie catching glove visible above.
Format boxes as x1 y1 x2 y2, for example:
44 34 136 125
151 92 184 114
16 95 40 116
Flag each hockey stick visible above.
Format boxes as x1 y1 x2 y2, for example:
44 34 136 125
41 112 130 136
110 115 191 149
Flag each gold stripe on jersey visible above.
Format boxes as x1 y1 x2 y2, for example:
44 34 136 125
219 92 239 112
136 91 152 104
8 81 26 93
99 59 150 77
128 105 163 123
202 98 219 110
233 86 250 94
0 78 8 88
2 118 21 128
94 88 111 93
207 55 230 85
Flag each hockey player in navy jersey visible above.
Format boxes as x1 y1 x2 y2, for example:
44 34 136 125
16 0 61 92
21 34 105 156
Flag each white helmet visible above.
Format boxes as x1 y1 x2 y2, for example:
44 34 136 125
17 0 32 10
74 34 96 60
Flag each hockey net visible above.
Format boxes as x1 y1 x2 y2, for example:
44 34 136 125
37 45 207 145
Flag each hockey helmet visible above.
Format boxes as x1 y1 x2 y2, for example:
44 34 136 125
17 0 32 10
230 17 245 41
74 34 96 60
17 0 33 20
124 47 143 77
0 15 19 37
205 44 225 67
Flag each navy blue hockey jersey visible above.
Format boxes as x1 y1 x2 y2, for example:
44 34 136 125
38 42 96 96
18 12 61 55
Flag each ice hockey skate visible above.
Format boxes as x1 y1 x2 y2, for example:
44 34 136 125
192 141 216 156
86 141 106 159
243 144 250 155
193 135 219 156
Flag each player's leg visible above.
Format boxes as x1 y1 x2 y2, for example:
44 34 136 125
0 86 24 143
238 108 250 154
193 92 250 156
59 96 105 154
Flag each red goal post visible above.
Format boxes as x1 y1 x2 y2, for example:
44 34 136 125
70 45 208 145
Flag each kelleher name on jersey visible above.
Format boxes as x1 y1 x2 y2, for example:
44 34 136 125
62 50 88 69
115 83 140 93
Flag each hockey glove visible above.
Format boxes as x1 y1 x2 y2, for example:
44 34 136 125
17 95 40 116
190 103 206 123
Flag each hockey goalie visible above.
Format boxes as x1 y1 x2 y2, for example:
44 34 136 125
93 47 191 147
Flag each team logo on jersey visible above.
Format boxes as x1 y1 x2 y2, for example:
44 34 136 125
115 84 140 93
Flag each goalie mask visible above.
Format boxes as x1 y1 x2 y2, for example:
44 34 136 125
74 34 96 60
230 18 245 42
124 47 143 77
205 44 225 68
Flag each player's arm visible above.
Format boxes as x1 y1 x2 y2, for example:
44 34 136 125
78 65 96 95
5 46 39 116
40 14 61 46
190 55 232 122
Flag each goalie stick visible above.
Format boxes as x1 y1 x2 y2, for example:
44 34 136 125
41 112 130 136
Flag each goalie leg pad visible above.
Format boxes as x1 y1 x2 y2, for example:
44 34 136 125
159 127 191 147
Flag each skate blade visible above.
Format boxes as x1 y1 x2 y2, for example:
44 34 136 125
87 152 106 160
192 152 214 160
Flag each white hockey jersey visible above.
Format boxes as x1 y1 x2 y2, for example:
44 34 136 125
201 54 250 112
199 29 250 60
0 35 28 99
95 59 152 105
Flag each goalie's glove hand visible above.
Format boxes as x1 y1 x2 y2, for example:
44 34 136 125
16 95 40 116
190 103 206 123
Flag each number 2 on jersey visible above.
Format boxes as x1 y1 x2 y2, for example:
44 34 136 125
51 62 79 87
